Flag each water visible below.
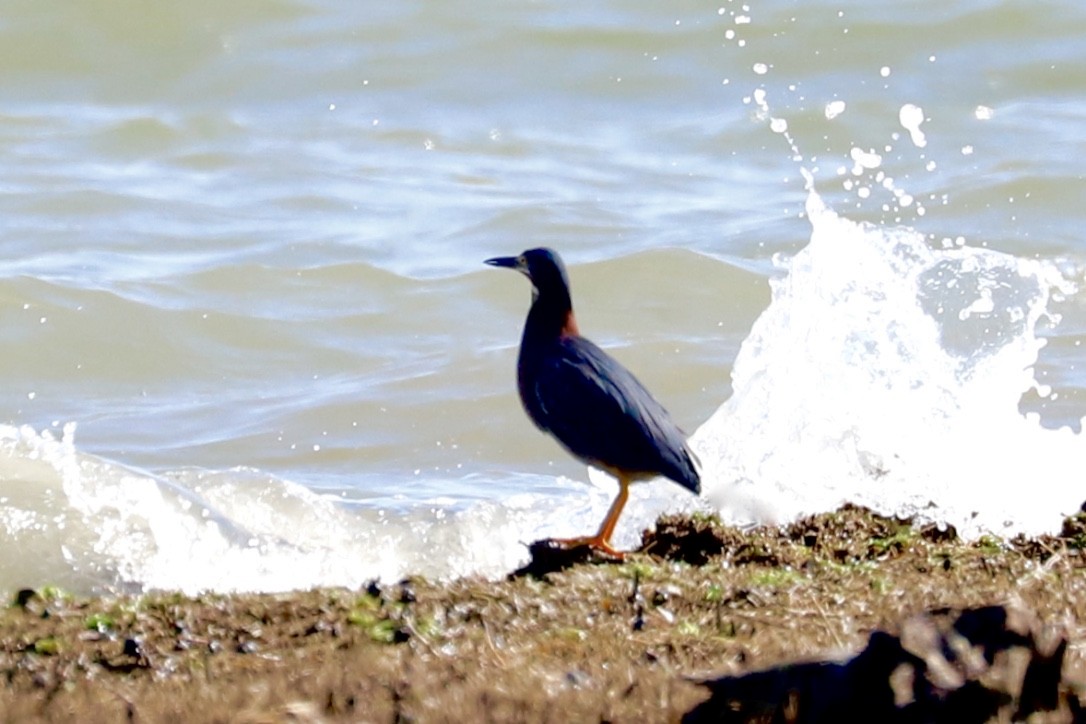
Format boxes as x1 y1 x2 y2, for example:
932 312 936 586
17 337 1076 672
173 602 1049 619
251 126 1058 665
1 0 1084 594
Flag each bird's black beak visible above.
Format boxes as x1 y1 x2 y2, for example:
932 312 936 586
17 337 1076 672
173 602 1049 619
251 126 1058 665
485 255 523 271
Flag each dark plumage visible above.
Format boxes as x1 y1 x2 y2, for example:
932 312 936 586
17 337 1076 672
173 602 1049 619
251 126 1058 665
486 248 700 557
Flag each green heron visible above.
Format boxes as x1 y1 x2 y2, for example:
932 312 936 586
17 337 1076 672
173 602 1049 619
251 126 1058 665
486 248 701 558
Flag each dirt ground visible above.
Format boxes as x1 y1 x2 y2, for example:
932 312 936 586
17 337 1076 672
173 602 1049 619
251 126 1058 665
1 504 1084 723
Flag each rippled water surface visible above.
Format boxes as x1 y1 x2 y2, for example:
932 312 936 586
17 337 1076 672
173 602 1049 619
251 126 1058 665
1 0 1085 593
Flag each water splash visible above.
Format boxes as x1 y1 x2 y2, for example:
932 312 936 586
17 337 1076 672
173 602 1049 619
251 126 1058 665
1 174 1078 594
694 171 1083 538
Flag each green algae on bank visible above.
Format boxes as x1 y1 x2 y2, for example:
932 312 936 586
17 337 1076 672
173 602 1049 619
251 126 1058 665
1 505 1084 722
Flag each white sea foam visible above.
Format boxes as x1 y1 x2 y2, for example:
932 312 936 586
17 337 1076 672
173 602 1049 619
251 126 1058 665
0 422 699 594
694 171 1083 538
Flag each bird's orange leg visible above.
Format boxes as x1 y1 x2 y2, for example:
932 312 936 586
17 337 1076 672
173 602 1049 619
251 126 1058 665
552 476 631 559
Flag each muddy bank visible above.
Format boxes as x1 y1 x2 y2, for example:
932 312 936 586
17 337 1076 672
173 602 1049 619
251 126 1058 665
1 505 1084 722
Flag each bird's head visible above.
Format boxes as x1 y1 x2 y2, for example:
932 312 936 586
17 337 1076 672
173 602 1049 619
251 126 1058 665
485 247 571 300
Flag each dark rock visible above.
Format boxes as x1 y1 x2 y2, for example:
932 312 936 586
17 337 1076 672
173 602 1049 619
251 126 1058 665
684 604 1077 724
510 539 620 578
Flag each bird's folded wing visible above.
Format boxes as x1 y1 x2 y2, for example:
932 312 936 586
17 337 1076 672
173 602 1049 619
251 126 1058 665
529 339 697 490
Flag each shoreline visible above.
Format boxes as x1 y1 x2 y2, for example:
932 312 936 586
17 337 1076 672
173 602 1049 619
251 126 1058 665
2 505 1083 722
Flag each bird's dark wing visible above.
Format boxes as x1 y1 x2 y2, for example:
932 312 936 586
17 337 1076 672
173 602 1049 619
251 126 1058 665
525 337 700 494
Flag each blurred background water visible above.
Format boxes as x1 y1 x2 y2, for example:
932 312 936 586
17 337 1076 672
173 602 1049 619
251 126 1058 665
1 0 1084 594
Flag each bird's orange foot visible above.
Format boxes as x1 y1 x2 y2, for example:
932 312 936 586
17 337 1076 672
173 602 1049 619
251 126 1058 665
548 535 627 561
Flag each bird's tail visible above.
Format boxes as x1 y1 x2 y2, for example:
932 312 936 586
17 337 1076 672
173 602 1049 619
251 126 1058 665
676 444 702 495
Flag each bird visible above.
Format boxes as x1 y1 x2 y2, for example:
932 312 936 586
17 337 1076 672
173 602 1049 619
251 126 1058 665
485 247 701 558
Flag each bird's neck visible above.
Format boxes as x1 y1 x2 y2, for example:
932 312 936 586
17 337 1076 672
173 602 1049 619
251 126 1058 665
522 289 578 347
